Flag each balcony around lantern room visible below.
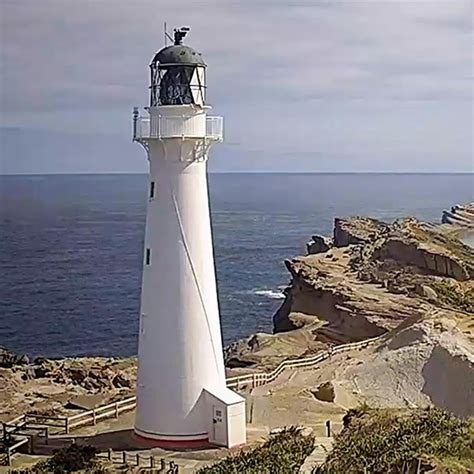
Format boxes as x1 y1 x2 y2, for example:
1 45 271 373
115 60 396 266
133 113 223 142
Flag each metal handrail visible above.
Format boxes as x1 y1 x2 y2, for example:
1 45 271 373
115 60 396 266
135 115 223 141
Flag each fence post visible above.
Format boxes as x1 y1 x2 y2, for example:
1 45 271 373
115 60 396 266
326 420 331 437
93 409 96 425
45 427 49 445
108 448 112 461
150 455 154 468
65 417 69 434
115 402 119 418
161 458 166 471
252 374 256 388
136 453 140 466
122 451 126 464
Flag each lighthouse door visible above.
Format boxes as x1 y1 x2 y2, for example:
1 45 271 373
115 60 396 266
211 406 226 445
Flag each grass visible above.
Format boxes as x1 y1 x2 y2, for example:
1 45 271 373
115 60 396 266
430 280 474 313
316 406 473 474
12 445 105 473
197 427 314 474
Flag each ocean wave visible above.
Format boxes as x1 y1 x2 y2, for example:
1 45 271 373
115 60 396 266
252 289 285 300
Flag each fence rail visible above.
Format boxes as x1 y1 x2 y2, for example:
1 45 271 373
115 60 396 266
68 397 136 432
1 437 29 466
226 334 383 390
2 334 385 465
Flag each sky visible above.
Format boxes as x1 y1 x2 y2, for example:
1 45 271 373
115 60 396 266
0 0 473 174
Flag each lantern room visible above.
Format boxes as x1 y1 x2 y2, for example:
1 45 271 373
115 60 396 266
149 27 206 107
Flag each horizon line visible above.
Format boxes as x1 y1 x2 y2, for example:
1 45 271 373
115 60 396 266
1 171 473 177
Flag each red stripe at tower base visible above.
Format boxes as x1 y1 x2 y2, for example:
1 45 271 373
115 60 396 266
133 431 211 449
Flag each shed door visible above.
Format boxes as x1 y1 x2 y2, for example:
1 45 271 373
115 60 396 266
211 406 226 445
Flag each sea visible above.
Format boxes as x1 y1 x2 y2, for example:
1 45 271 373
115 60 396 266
1 173 473 358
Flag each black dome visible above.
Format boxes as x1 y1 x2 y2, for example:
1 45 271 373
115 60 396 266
152 45 205 66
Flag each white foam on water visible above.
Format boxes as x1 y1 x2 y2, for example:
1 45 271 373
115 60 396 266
252 289 285 300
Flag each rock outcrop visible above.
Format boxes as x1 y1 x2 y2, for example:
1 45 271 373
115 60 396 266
0 355 136 421
0 347 30 368
333 217 389 247
273 217 473 342
306 235 332 255
228 215 473 416
442 202 474 227
336 314 474 417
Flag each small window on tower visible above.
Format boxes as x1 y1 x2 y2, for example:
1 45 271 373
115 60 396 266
145 248 151 265
150 181 155 199
140 314 146 334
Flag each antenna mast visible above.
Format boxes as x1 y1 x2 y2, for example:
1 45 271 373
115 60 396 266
163 21 173 46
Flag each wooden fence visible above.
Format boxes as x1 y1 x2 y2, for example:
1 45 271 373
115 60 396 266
67 396 137 432
1 437 29 467
97 449 179 472
1 333 385 465
226 334 384 390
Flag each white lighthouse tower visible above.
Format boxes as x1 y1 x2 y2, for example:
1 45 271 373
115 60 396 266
132 28 246 448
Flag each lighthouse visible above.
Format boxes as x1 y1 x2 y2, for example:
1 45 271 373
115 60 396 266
132 28 246 448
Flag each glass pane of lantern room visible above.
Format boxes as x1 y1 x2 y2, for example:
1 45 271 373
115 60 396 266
159 66 194 105
190 67 205 106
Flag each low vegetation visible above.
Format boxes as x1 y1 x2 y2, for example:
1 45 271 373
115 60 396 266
197 427 314 474
430 280 474 313
13 445 104 473
316 406 473 474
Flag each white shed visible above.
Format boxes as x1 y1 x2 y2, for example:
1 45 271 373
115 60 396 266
204 387 246 447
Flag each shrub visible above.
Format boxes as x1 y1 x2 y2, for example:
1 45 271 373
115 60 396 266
316 407 473 474
197 427 314 474
30 444 104 473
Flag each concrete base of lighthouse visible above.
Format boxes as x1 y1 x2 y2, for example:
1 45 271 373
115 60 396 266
134 387 246 448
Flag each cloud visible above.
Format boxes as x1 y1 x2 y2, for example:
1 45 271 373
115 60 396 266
0 0 472 173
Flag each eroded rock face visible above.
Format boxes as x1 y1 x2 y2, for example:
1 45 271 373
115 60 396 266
0 347 29 368
333 217 388 247
373 232 473 281
307 235 333 255
0 355 137 421
311 381 335 402
338 316 474 417
273 217 474 343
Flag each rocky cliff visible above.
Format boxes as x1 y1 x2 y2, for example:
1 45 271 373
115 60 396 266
336 313 474 417
226 216 473 418
274 217 473 339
